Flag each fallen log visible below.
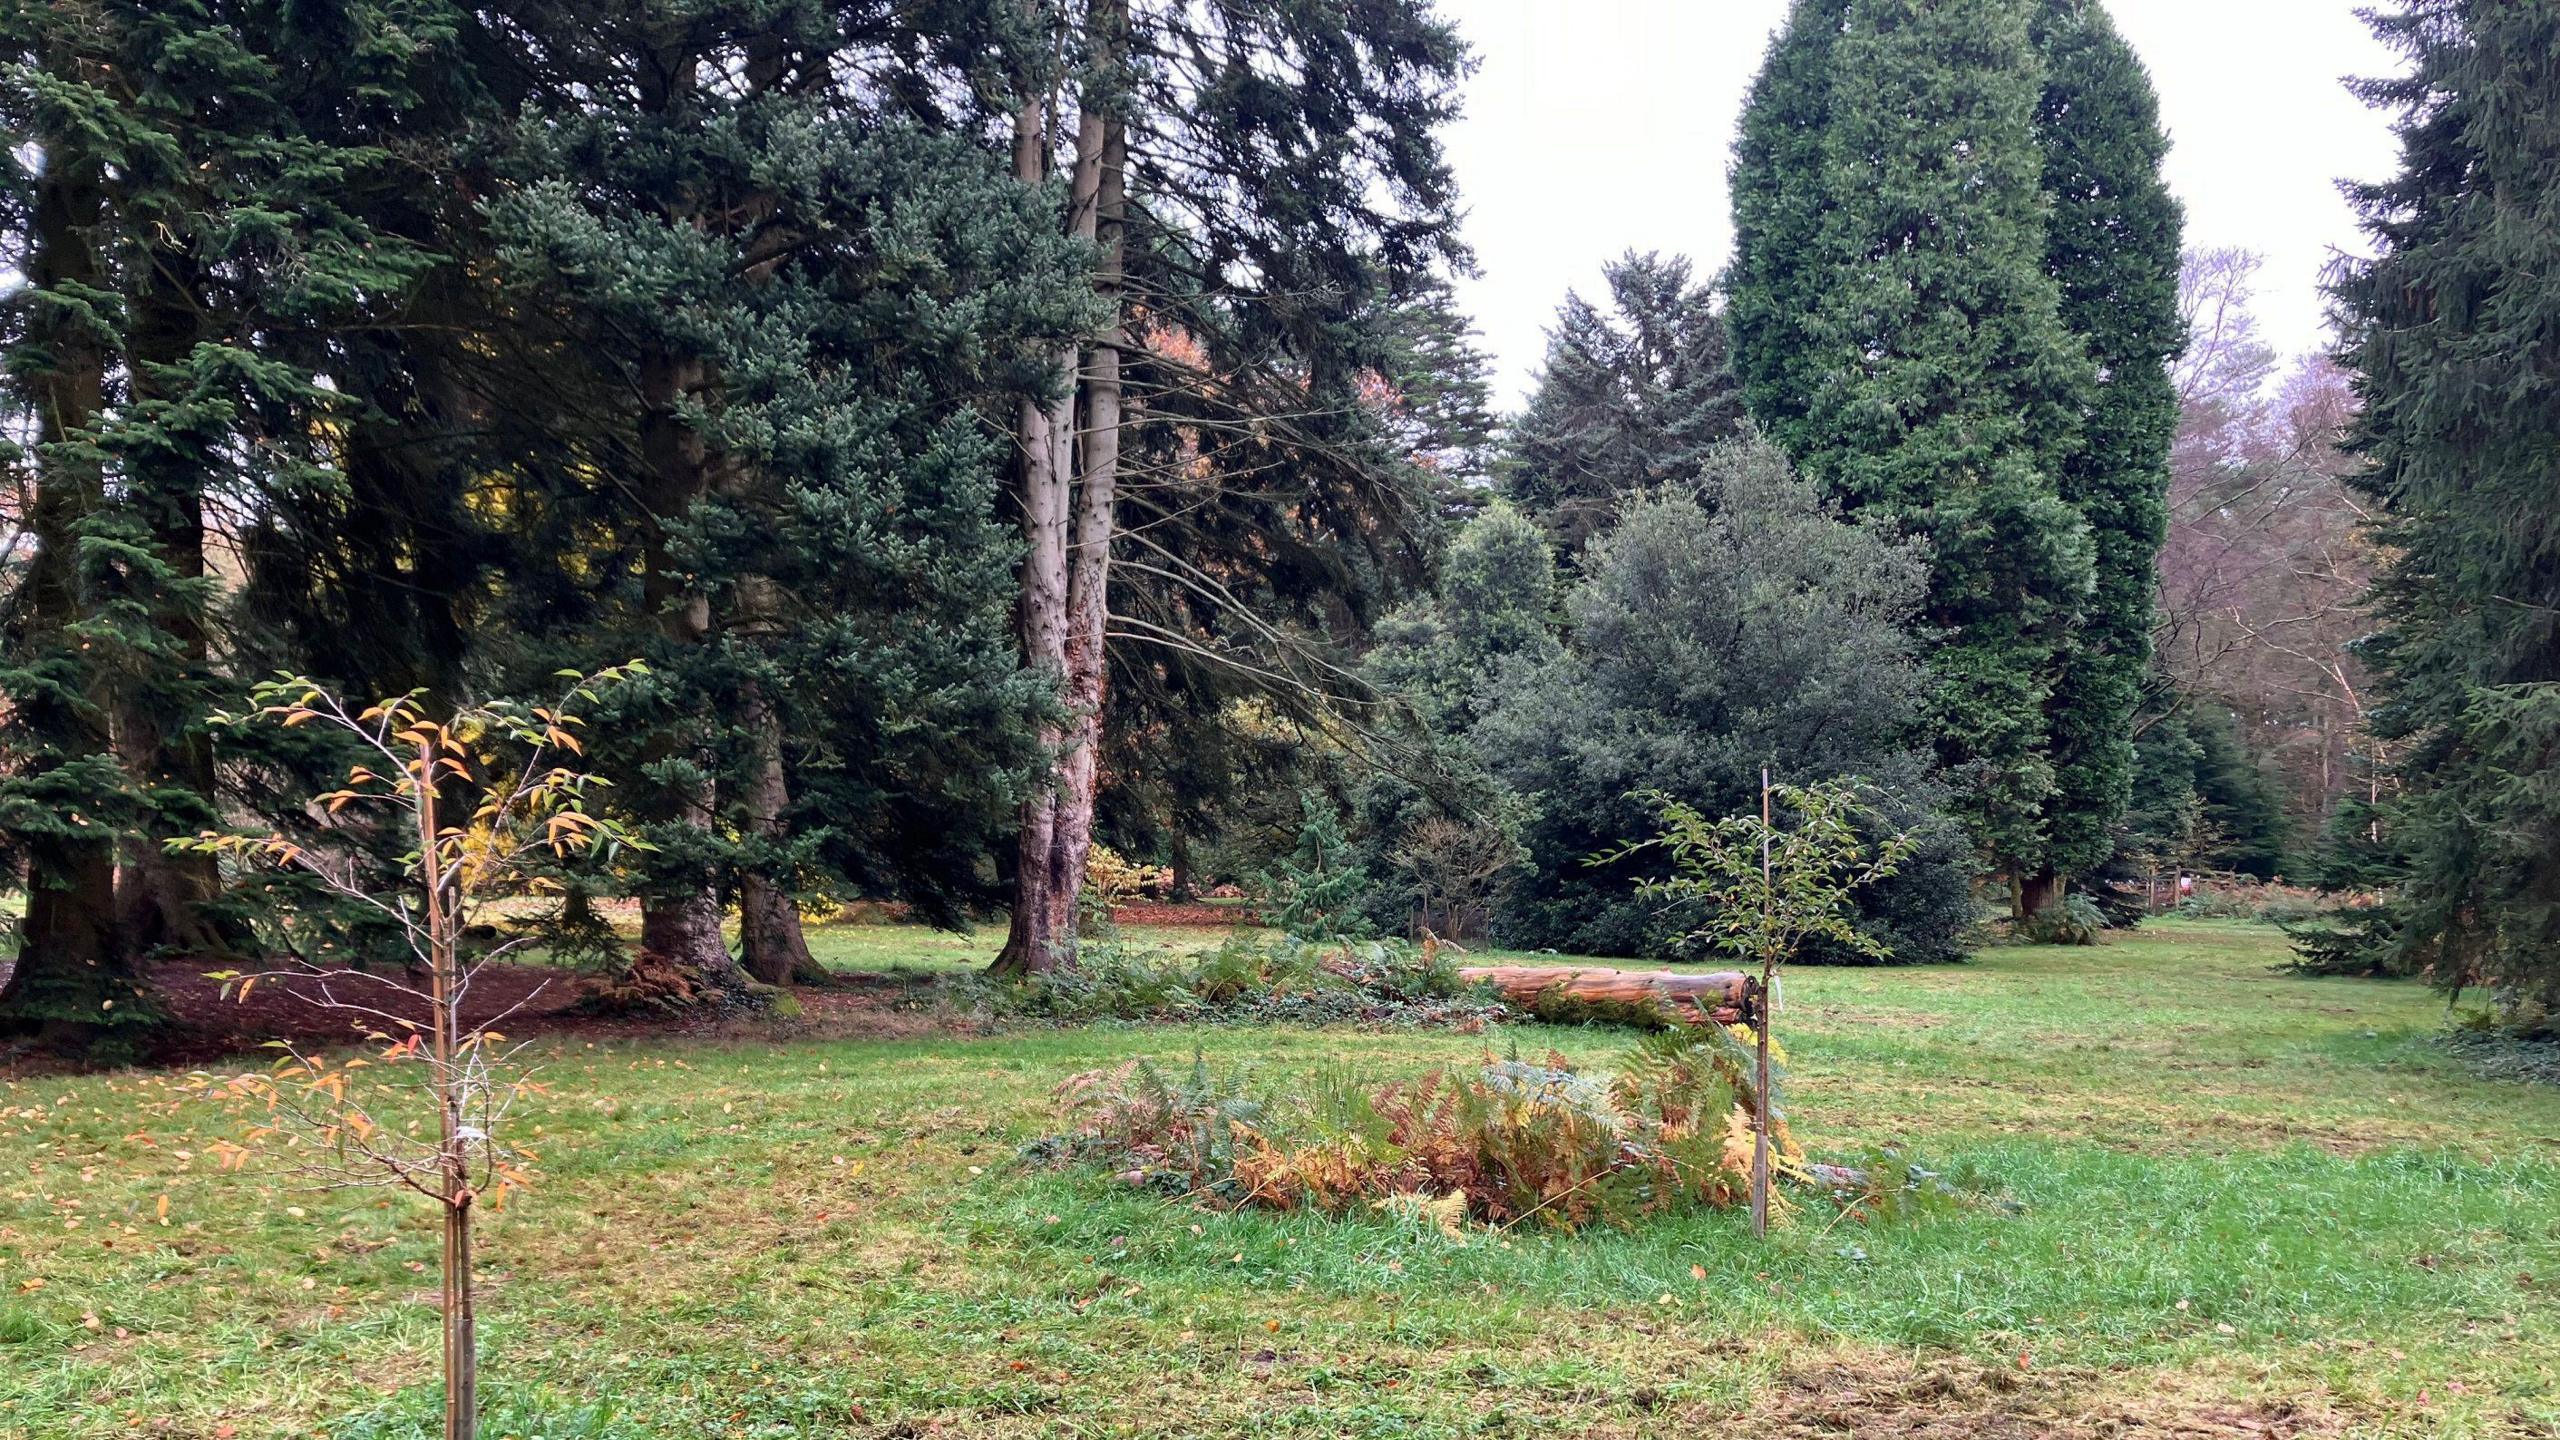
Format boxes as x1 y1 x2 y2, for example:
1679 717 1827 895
1458 964 1758 1027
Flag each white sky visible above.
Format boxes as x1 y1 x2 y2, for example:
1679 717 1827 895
1440 0 2404 405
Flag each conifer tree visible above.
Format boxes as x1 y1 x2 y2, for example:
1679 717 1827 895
1729 0 2103 908
482 0 1090 992
1503 251 1742 554
1 0 447 1041
2331 0 2560 1019
2023 0 2184 913
0 18 138 1042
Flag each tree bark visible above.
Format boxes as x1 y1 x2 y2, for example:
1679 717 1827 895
621 46 755 1002
995 8 1124 977
0 135 148 1043
735 673 823 985
113 245 234 958
2013 868 2065 921
632 342 752 1000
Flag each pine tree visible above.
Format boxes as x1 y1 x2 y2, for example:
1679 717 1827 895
1729 0 2100 905
2331 0 2560 1021
2023 0 2184 912
1503 251 1742 555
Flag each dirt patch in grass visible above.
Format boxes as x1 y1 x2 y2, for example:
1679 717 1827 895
1742 1353 2356 1438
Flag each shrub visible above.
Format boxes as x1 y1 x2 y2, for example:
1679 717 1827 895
1472 443 1972 964
1256 798 1376 940
982 933 1504 1031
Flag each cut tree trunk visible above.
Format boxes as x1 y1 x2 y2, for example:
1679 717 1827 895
1457 966 1758 1028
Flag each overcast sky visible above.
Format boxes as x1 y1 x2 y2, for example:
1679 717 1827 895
1440 0 2404 406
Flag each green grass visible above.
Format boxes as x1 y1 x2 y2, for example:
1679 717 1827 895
5 920 2556 1438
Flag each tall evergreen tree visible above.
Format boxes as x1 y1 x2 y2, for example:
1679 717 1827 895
1503 251 1742 554
2023 0 2184 912
479 0 1091 991
2331 0 2560 1020
1 16 137 1042
0 0 447 1041
1729 0 2104 910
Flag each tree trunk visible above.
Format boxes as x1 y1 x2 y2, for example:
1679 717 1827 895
736 675 824 985
618 45 756 1002
995 16 1125 978
113 246 234 959
994 65 1102 977
2014 868 2065 921
0 136 149 1044
442 1191 476 1440
631 338 753 1000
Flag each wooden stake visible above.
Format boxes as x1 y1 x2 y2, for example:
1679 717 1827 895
1752 765 1773 1240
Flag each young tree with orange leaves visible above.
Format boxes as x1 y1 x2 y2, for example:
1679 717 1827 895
182 665 646 1440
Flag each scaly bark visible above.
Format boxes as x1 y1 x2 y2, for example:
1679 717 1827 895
735 670 823 985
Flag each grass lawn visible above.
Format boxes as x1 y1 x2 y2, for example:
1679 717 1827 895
4 919 2556 1438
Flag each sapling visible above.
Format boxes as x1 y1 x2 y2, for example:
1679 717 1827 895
1600 773 1915 1236
180 665 645 1440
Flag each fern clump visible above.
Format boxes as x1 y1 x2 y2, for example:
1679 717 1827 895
1028 1030 1893 1232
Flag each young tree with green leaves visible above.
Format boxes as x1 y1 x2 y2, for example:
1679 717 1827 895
2328 0 2560 1023
1610 776 1917 1235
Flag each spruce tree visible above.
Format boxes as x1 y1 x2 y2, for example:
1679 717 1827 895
1 0 447 1041
1729 0 2101 905
1503 251 1742 554
2331 0 2560 1020
0 22 139 1042
482 1 1091 991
